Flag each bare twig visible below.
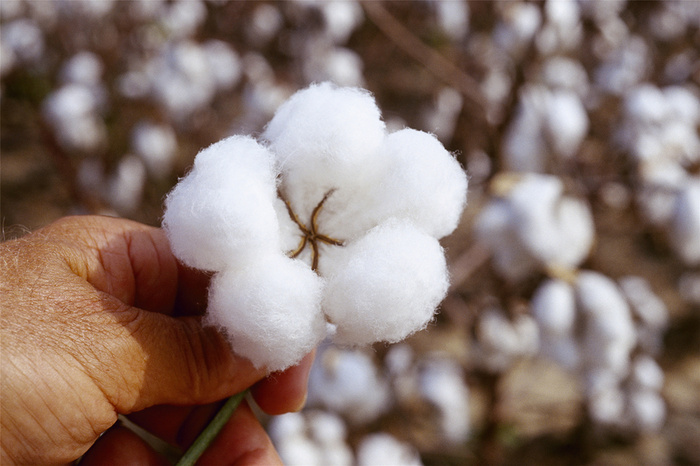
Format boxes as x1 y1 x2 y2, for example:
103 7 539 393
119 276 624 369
361 1 486 112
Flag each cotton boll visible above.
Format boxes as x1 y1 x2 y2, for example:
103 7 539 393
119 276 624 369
202 40 242 91
531 279 577 335
151 40 216 119
356 433 423 466
501 86 549 172
307 411 354 466
475 200 541 281
576 271 636 372
419 356 471 444
161 0 206 39
262 82 386 219
42 84 106 153
323 221 448 346
510 174 592 270
131 121 177 178
319 0 364 44
628 389 666 432
476 173 594 282
304 47 366 88
664 86 700 123
268 413 323 466
588 386 625 426
60 51 103 87
493 3 542 58
365 129 468 239
163 136 280 271
541 57 589 96
423 87 463 143
307 346 391 424
670 181 700 266
207 253 326 372
1 19 44 65
595 36 650 95
555 196 596 269
630 355 664 392
246 3 283 46
619 276 668 354
544 90 589 159
476 308 539 371
531 279 580 369
435 0 470 41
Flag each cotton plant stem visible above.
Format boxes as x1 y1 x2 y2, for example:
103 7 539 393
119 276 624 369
176 390 249 466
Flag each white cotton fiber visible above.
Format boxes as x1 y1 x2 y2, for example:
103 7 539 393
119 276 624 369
206 253 327 372
366 129 468 239
163 136 280 271
262 82 386 219
323 221 448 346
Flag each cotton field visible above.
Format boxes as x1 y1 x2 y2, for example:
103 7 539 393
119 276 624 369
2 1 699 464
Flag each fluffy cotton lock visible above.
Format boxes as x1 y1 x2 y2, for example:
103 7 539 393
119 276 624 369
323 220 449 346
206 253 327 371
164 136 280 272
163 82 468 372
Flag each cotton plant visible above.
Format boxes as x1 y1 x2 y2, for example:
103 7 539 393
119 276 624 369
475 172 594 283
531 271 668 432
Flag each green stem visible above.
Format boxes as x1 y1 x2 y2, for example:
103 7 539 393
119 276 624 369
176 390 248 466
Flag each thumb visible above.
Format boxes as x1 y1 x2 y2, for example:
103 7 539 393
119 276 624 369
83 295 267 414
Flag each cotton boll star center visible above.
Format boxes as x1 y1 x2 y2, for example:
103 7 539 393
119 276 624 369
279 189 345 272
163 82 468 372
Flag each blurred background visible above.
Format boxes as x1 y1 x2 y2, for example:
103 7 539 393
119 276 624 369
2 0 699 464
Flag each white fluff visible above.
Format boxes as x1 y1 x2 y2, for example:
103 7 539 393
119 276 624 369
365 129 468 239
263 82 386 220
206 254 327 371
163 136 280 272
323 221 449 346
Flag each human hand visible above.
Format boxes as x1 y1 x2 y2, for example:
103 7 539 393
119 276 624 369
0 215 314 465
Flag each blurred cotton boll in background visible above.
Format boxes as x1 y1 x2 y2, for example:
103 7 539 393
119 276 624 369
42 84 107 154
306 345 391 425
475 173 594 282
131 121 177 179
